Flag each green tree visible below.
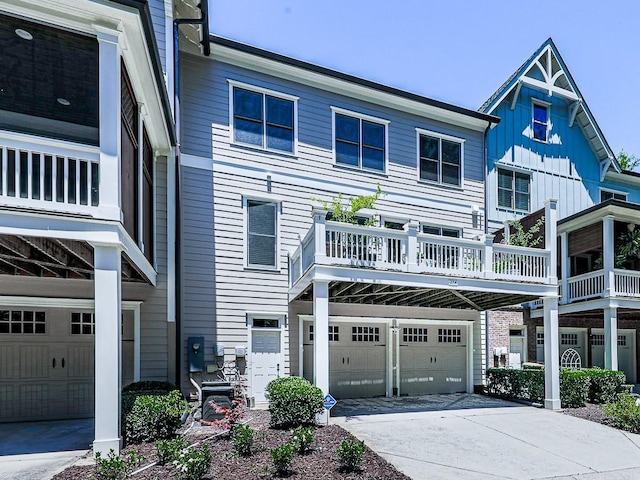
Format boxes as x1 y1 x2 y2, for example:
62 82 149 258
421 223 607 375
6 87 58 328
617 150 640 171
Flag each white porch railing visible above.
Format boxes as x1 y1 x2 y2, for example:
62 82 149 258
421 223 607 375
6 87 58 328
614 270 640 299
289 212 553 287
566 270 604 303
0 131 100 215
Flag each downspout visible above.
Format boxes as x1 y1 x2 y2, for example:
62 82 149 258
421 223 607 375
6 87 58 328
483 121 491 374
173 0 210 392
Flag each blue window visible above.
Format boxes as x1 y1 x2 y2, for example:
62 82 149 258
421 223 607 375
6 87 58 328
335 113 386 172
233 87 294 153
533 103 548 142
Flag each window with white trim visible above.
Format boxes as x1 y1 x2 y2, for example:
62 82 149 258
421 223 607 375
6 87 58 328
333 109 387 172
418 131 463 186
600 189 628 202
352 326 380 342
536 332 544 345
245 199 278 269
422 225 461 238
438 328 461 343
231 83 296 153
0 310 46 334
591 334 604 346
71 312 94 335
498 168 530 212
561 333 578 345
329 325 339 342
533 103 549 142
403 327 427 343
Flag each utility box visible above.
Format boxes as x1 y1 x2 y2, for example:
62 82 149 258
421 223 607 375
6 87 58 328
201 381 235 422
188 336 205 373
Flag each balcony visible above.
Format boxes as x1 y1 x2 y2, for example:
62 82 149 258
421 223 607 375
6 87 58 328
289 205 558 311
0 131 103 218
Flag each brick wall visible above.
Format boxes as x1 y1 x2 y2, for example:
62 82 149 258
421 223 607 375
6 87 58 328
488 308 525 367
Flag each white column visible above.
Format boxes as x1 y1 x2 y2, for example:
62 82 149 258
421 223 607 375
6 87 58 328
313 280 329 424
503 221 511 245
137 104 145 251
312 208 327 264
92 243 123 455
544 199 558 284
483 234 495 279
604 307 619 371
603 215 615 297
560 231 569 304
404 220 419 273
543 296 560 410
133 304 141 382
95 25 122 221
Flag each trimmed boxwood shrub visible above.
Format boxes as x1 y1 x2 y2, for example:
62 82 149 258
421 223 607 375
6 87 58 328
265 376 324 429
603 394 640 433
122 381 177 393
487 367 626 408
124 390 187 444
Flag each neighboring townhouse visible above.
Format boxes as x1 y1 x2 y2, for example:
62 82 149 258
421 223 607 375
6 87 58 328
178 34 562 412
481 38 640 383
0 0 183 454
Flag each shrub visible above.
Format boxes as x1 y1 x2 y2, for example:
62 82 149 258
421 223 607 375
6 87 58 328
125 390 187 444
94 449 144 480
337 438 366 472
559 369 590 408
603 394 640 433
122 381 177 393
173 444 212 480
290 426 316 455
271 443 296 475
486 368 544 402
584 368 625 403
265 376 324 428
230 423 254 457
155 437 187 466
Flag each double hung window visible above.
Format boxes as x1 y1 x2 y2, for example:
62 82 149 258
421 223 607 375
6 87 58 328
533 103 549 142
497 168 530 212
333 108 387 172
231 82 296 153
245 199 278 269
417 130 463 186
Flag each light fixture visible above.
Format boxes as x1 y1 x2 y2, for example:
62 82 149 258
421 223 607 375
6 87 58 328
628 223 635 232
15 29 33 40
57 98 71 106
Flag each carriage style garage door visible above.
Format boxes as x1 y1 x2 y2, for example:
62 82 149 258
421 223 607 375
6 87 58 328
0 307 136 422
399 323 468 395
591 328 636 383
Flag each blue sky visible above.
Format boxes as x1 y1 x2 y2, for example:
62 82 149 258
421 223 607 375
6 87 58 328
210 1 640 159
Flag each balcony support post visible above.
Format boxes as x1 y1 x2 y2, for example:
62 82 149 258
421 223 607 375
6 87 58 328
312 208 327 264
543 295 560 410
405 220 419 273
560 231 569 304
603 215 616 297
503 221 511 244
313 280 330 424
604 306 619 371
544 199 558 284
483 234 495 279
95 25 122 221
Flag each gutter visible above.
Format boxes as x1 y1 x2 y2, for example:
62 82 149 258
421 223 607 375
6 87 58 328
172 0 210 391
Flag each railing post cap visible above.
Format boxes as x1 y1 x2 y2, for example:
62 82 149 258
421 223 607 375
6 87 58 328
312 207 328 216
484 233 495 242
544 199 558 208
404 220 420 232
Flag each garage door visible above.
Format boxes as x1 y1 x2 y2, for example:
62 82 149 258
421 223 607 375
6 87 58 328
399 324 467 395
302 320 386 399
591 329 636 383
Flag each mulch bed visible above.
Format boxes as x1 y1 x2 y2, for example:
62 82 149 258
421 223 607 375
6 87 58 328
562 403 610 426
53 409 409 480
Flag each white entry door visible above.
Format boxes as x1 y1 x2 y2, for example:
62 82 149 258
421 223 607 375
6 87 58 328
250 317 283 403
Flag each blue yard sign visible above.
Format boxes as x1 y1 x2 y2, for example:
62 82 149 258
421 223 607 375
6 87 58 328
324 393 337 411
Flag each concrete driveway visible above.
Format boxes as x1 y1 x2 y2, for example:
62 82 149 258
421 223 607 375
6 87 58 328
332 395 640 480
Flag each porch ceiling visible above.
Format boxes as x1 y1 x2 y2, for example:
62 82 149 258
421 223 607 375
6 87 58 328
295 281 542 311
0 234 146 282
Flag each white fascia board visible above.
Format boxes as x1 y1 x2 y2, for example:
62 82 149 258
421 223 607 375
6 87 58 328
0 211 157 285
604 170 640 187
211 45 493 132
530 297 640 318
0 296 142 309
181 154 484 217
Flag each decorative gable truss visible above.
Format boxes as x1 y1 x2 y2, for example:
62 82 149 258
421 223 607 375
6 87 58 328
480 38 619 180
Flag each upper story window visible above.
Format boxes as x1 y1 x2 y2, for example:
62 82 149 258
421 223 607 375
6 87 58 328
533 102 549 142
230 80 298 154
600 189 627 202
422 225 461 238
498 168 530 212
417 129 464 187
245 198 279 269
332 107 388 173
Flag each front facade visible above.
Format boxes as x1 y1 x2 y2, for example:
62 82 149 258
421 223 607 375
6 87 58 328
178 36 560 412
482 38 640 381
0 0 179 454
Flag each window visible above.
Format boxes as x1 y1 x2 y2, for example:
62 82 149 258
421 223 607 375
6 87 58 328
231 82 296 153
352 326 380 342
536 332 544 345
438 328 461 343
417 130 464 186
71 312 94 335
329 325 340 342
618 335 627 347
498 168 530 212
309 324 313 341
591 334 604 346
600 189 628 202
422 225 461 238
333 108 387 172
533 103 549 142
252 318 279 328
561 333 578 345
0 310 45 334
403 327 427 343
509 329 524 337
245 199 278 269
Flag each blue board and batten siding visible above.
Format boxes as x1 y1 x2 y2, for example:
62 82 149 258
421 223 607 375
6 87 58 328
179 53 487 387
486 84 633 230
148 0 167 73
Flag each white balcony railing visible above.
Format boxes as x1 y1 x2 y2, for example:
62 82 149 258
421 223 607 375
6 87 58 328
290 212 553 287
614 270 640 299
566 270 604 303
0 131 100 216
